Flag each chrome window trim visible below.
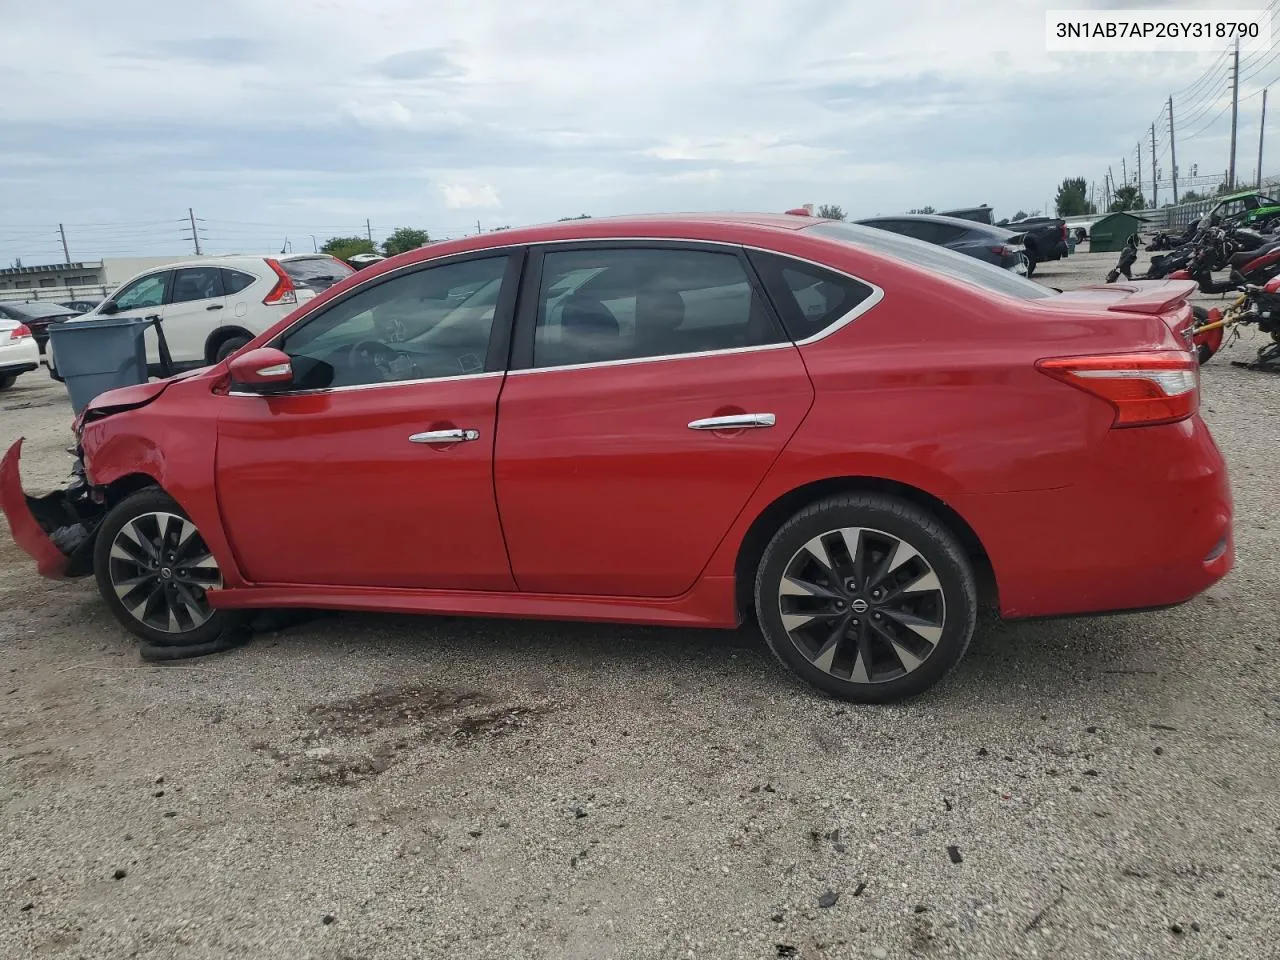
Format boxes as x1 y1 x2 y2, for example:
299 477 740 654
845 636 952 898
253 234 885 390
227 370 502 399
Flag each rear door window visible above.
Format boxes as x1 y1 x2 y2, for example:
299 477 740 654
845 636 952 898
748 251 877 342
528 246 784 368
169 267 225 304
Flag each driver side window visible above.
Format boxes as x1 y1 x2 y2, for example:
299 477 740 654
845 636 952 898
114 272 169 311
278 255 508 390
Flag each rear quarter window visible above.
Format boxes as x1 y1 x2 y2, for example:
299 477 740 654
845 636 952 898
808 221 1055 300
747 250 876 341
222 269 256 295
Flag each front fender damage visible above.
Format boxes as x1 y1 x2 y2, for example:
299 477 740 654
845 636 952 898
0 438 106 579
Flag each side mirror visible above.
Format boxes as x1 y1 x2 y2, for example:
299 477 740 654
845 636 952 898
227 346 293 390
99 300 119 315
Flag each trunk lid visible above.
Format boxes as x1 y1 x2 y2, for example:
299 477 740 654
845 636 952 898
1052 279 1198 348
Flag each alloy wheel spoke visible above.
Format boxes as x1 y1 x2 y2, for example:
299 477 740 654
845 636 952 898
779 575 844 602
879 607 944 645
850 619 874 683
809 615 852 673
839 528 866 586
799 535 837 579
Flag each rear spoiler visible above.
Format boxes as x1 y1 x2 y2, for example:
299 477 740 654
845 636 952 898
1082 279 1198 315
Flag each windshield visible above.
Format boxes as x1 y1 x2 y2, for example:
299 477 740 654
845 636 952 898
807 221 1056 300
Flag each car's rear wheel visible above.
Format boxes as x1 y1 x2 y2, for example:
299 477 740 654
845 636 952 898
93 489 240 655
754 494 978 703
0 374 15 391
214 335 253 363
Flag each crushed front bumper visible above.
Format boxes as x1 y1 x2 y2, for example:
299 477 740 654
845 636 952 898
0 438 106 579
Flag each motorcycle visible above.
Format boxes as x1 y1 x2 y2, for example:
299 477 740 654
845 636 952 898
1168 227 1280 294
1105 233 1140 282
1190 276 1280 370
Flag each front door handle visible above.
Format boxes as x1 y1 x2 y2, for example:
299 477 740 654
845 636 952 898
687 413 776 430
409 428 480 444
206 304 224 311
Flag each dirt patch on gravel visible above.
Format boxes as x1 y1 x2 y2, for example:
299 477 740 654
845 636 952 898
251 683 552 786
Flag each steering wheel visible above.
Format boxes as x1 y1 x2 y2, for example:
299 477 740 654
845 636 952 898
350 339 419 381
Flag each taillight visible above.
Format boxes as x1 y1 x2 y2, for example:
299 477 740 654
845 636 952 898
262 259 297 305
1060 224 1068 240
8 323 31 341
1036 351 1199 428
991 245 1011 257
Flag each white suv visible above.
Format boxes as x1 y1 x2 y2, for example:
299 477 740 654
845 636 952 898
49 253 354 378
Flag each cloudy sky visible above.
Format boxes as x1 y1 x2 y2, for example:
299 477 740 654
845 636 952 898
1 0 1276 264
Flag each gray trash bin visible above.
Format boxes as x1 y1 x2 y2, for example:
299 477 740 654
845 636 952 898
47 316 152 414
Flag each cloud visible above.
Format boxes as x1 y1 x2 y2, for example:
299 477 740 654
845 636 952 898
112 36 265 64
343 99 414 129
439 182 502 209
373 48 466 80
0 0 1264 265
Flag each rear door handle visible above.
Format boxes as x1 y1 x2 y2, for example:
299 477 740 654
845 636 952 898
409 428 480 444
687 413 776 430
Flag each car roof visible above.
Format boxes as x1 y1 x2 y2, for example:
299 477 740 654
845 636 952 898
857 213 1017 239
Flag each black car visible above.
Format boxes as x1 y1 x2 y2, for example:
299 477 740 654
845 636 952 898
0 301 80 355
1000 217 1070 275
59 297 104 314
853 214 1029 274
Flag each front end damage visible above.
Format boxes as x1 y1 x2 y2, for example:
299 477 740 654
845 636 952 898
0 438 107 579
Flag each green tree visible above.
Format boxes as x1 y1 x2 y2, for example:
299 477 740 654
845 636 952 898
1109 185 1145 212
1010 210 1028 222
817 204 847 220
382 227 430 256
320 236 377 261
1055 177 1096 216
908 206 936 215
1181 189 1206 202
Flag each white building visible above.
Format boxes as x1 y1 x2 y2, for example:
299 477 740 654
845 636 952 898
0 257 201 302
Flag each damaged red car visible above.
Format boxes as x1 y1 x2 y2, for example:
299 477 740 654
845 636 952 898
0 214 1233 702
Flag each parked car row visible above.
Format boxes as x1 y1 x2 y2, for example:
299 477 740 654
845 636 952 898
1 212 1231 704
47 253 355 379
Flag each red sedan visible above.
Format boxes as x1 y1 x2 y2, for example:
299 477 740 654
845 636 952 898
0 214 1232 702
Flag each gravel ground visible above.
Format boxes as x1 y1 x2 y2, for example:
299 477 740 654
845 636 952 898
2 254 1278 960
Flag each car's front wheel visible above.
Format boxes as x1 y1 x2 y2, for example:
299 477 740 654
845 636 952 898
0 374 15 391
754 494 978 703
93 489 240 656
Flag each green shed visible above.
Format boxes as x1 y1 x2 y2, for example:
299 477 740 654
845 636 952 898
1090 212 1147 252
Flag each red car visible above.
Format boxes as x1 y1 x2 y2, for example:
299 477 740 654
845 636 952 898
0 214 1233 702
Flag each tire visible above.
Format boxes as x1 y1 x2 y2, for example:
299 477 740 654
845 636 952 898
1196 343 1216 365
214 335 253 363
1025 255 1037 278
93 488 241 654
0 374 15 391
754 494 978 703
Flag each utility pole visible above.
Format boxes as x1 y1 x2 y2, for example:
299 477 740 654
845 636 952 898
1151 124 1159 207
1258 88 1268 188
1121 156 1128 192
1136 141 1143 206
476 219 482 235
58 223 70 263
188 207 202 255
1108 165 1117 209
1229 38 1241 190
365 218 372 242
310 234 318 252
1169 96 1180 203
